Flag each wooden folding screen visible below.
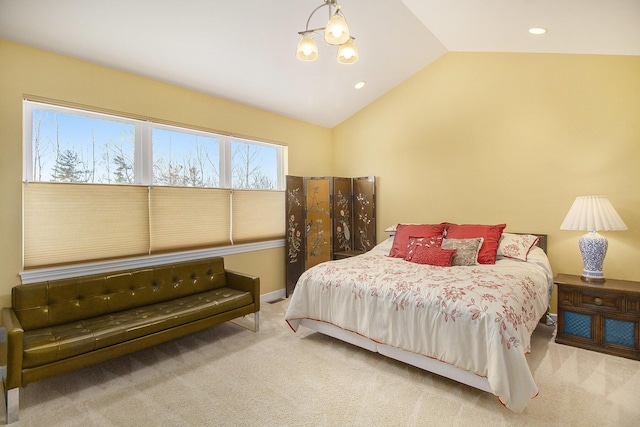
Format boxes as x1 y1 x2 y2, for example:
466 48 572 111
285 175 375 296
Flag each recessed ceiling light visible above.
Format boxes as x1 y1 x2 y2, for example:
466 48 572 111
528 27 547 35
355 81 366 89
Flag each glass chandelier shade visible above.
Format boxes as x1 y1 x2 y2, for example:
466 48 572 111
324 13 350 45
337 39 358 64
296 35 318 61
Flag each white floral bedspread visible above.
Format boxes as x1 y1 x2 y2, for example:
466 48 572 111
285 243 553 412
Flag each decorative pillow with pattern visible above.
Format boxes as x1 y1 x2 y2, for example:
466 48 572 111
444 223 506 264
497 233 540 261
404 235 444 261
409 246 457 266
441 237 484 266
388 223 446 259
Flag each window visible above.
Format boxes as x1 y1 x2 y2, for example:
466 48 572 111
23 100 287 270
152 126 221 187
24 101 286 190
26 104 137 184
231 137 281 190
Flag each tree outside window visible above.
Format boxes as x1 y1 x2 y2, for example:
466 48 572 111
31 109 135 184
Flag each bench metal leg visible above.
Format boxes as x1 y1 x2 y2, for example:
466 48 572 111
231 311 259 332
5 387 19 424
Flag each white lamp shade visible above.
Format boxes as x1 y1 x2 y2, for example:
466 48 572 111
560 195 628 231
324 13 350 45
296 35 318 61
336 39 358 64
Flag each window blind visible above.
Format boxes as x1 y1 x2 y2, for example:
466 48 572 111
232 190 285 243
149 186 231 252
23 185 284 268
23 182 149 267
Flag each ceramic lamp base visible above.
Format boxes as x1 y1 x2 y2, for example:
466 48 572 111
579 231 608 282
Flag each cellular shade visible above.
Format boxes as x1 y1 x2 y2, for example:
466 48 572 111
149 186 231 252
232 190 285 243
24 182 149 267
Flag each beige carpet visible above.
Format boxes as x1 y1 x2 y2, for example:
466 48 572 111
7 298 640 426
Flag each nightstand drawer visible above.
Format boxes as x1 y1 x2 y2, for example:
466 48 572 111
558 289 622 312
577 291 622 312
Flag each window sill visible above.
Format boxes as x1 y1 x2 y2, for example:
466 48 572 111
20 239 284 284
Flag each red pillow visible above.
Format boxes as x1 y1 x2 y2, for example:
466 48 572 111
410 246 457 266
444 223 506 264
405 236 444 261
388 223 446 259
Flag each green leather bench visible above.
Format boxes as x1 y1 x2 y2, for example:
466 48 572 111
1 256 259 423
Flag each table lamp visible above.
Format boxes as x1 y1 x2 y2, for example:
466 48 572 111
560 195 628 282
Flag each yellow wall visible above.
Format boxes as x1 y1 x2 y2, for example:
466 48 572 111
2 40 639 314
0 39 333 307
333 52 640 312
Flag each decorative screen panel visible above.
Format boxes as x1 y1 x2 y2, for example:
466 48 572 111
305 177 332 269
285 175 305 297
333 177 353 252
352 176 376 252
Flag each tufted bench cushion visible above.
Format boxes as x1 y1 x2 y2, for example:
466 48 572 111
2 256 260 424
22 287 251 368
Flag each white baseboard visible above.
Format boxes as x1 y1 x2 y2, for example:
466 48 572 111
260 288 286 304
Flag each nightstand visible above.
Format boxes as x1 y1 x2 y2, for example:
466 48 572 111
333 250 365 260
554 273 640 360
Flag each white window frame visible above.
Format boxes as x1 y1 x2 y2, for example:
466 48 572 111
23 101 144 184
23 100 287 190
228 135 285 190
150 122 225 188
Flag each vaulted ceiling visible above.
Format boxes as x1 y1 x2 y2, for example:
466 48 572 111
1 0 638 127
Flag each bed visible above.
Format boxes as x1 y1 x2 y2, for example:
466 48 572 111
285 224 553 413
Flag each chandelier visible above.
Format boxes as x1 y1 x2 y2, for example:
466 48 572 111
296 0 358 64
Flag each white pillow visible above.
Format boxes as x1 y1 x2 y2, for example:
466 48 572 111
497 233 540 261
